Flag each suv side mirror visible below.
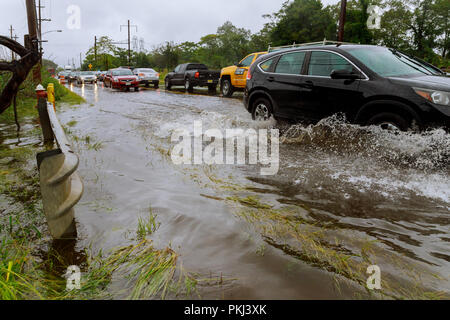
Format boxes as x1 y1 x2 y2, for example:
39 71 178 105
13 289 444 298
330 69 362 80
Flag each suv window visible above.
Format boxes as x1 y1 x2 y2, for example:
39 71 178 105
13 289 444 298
174 65 182 73
308 51 353 77
259 57 277 72
240 55 255 67
275 52 306 75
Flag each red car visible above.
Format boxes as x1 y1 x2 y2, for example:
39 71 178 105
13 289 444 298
104 68 140 91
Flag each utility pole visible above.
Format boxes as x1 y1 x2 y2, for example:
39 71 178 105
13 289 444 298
25 0 40 81
37 0 51 65
94 36 97 69
9 25 15 61
12 35 19 61
338 0 347 42
80 53 82 70
26 0 38 45
120 20 137 66
128 20 130 65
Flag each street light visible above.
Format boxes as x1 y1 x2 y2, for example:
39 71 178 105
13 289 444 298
42 30 63 36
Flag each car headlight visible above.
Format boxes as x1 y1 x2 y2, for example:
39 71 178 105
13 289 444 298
414 87 450 106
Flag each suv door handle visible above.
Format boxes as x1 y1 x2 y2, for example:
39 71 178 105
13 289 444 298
267 76 275 82
304 80 314 88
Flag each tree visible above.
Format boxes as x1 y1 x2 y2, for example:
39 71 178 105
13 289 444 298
434 0 450 58
84 36 119 70
0 36 40 114
373 0 412 50
268 0 336 46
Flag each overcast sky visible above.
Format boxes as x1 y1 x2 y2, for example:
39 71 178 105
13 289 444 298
0 0 340 68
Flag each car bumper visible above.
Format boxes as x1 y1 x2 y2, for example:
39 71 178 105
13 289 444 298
112 81 140 88
139 77 159 82
192 79 219 87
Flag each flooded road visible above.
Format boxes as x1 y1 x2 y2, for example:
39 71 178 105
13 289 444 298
59 82 449 299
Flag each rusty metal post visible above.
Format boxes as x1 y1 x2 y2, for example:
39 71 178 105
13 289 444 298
37 97 54 144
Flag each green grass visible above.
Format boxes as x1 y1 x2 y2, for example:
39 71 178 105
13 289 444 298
137 208 161 239
0 97 38 124
0 69 85 125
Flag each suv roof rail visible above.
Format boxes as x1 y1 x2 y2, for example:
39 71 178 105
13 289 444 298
268 38 359 53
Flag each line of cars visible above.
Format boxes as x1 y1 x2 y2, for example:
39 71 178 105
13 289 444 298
163 43 449 130
58 71 98 84
58 43 449 130
97 68 160 91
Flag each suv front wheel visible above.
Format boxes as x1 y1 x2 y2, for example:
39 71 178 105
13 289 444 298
366 112 411 131
252 98 273 121
221 79 234 97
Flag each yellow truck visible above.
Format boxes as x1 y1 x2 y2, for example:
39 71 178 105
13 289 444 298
220 51 267 97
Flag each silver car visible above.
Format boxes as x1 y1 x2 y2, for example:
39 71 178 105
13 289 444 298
77 71 97 84
133 68 160 88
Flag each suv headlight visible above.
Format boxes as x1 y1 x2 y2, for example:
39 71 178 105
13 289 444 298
414 88 450 106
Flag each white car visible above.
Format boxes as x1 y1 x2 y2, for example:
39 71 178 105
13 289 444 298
77 71 97 84
133 68 160 88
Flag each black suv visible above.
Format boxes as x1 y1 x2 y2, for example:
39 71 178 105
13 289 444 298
244 44 450 131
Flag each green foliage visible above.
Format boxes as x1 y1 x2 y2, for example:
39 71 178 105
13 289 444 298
0 69 84 123
269 0 337 46
78 1 448 73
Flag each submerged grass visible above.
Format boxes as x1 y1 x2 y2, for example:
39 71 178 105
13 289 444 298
0 105 196 300
137 208 161 239
226 195 449 300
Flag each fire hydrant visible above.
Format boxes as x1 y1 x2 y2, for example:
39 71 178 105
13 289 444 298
35 84 47 108
47 83 56 110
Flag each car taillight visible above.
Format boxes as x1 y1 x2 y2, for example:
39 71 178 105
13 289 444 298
156 73 160 77
139 73 145 77
195 72 200 78
247 69 252 80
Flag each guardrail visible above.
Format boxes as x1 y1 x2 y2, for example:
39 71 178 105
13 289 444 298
36 97 83 239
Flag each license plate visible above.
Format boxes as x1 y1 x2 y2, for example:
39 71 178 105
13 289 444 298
208 80 213 83
126 83 131 86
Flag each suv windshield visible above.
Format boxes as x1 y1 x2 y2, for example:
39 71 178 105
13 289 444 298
345 46 433 77
81 72 95 75
112 69 133 76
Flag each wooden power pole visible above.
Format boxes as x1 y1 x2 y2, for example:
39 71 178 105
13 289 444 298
338 0 347 42
94 36 97 69
120 20 137 66
25 0 40 81
9 25 15 61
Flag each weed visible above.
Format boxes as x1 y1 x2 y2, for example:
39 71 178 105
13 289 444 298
137 209 161 239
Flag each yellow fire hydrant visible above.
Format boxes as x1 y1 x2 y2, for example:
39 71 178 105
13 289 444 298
47 83 56 110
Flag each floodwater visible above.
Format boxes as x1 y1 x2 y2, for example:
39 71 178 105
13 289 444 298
56 82 448 299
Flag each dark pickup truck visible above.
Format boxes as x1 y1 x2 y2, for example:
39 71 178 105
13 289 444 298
164 63 220 92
